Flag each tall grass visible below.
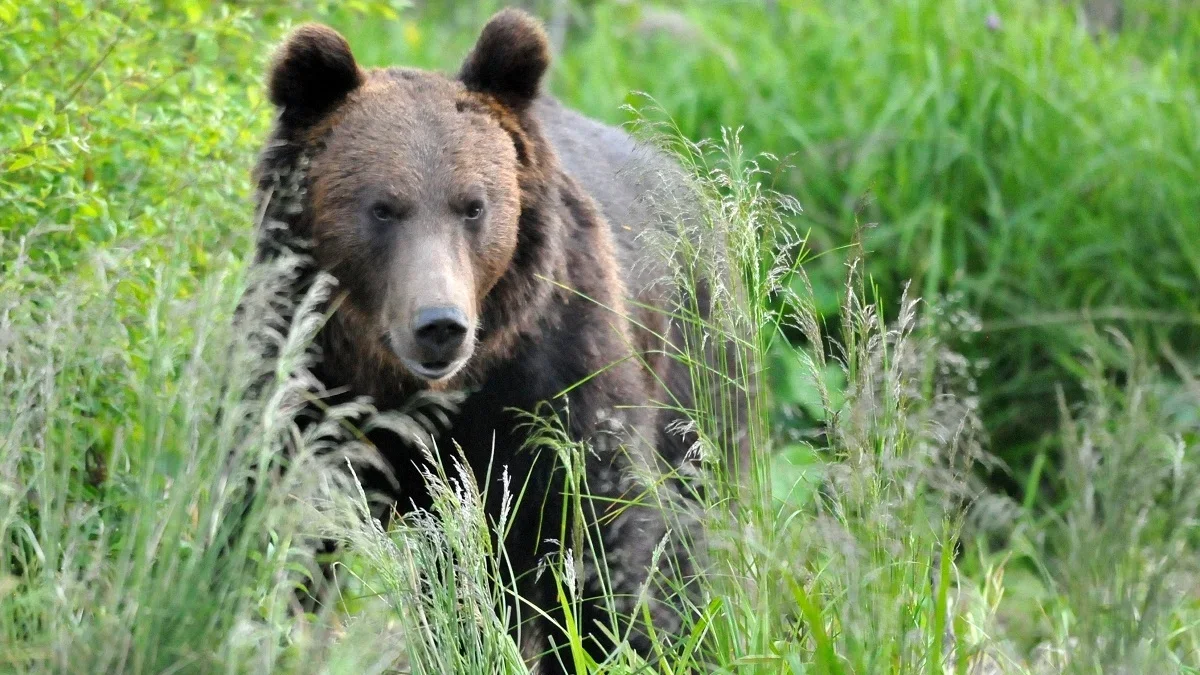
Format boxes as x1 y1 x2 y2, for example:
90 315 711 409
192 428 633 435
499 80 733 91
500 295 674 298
9 106 1197 671
3 1 1200 673
627 123 985 672
2 229 308 670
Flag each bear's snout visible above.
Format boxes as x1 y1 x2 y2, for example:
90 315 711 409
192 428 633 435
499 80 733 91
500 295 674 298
413 306 469 362
384 304 474 382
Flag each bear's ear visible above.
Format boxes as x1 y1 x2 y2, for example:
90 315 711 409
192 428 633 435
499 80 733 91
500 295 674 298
268 24 363 126
458 9 550 108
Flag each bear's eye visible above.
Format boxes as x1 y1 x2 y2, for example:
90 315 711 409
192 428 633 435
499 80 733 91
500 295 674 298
371 203 392 222
464 200 484 221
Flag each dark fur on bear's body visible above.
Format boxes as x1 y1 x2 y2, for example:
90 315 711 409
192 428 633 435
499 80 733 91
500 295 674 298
251 9 723 672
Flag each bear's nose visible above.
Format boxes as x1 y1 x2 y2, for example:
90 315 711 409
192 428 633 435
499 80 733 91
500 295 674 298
412 306 469 360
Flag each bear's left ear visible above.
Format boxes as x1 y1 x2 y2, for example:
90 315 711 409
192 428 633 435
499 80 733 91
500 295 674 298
458 9 551 109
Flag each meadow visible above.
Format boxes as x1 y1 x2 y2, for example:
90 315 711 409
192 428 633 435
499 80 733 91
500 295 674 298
2 0 1199 672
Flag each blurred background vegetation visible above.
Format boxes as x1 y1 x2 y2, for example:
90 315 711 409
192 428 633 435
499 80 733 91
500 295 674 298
3 0 1199 671
7 0 1198 497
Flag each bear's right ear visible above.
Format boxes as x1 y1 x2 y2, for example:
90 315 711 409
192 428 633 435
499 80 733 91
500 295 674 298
268 24 363 126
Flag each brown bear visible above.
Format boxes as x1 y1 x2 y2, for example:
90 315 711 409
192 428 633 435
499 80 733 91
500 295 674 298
251 8 739 672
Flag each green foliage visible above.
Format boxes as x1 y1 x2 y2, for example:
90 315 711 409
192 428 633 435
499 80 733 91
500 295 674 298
2 0 1200 673
2 2 258 275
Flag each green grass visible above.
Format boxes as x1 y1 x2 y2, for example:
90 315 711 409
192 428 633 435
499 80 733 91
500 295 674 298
3 0 1200 673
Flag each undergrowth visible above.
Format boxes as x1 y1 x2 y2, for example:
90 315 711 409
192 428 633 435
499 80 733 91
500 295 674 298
2 1 1199 673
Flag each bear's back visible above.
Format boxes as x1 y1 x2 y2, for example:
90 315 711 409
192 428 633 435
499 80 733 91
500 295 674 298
534 97 700 304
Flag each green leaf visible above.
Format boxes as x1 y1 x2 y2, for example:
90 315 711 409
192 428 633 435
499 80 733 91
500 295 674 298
5 155 35 172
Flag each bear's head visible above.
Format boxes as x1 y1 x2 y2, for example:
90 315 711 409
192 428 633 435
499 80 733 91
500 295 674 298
262 10 562 387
